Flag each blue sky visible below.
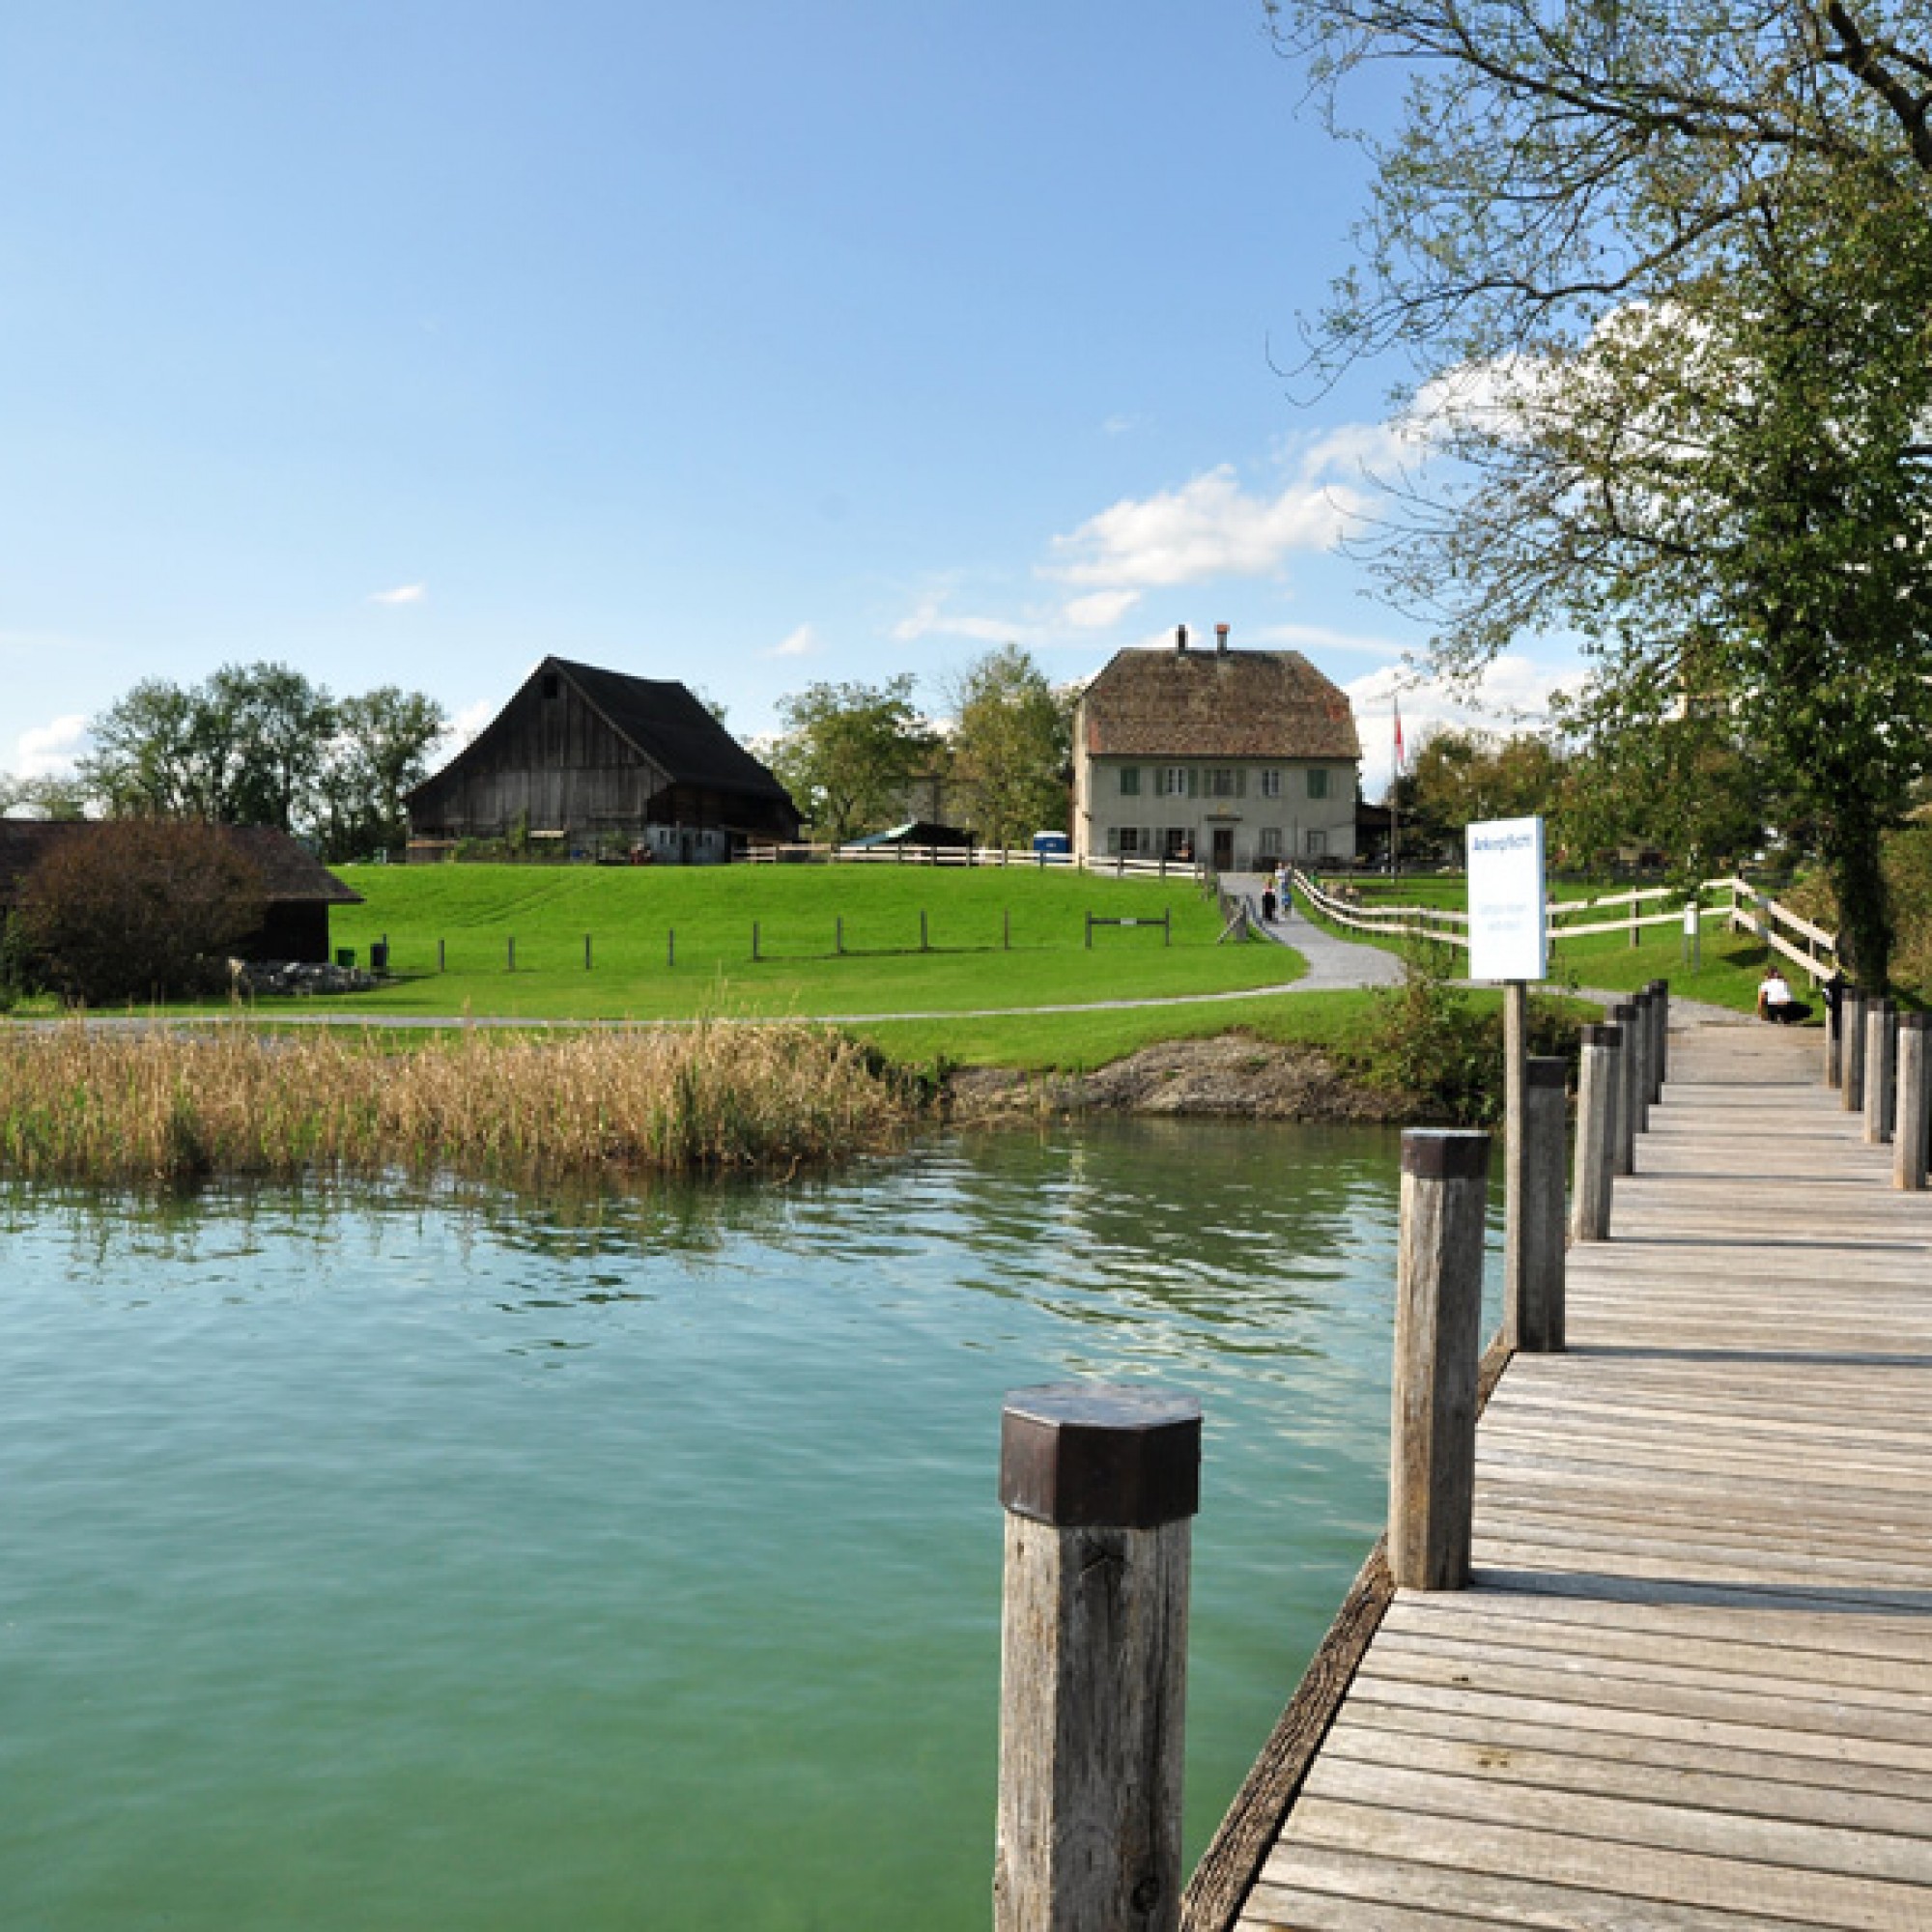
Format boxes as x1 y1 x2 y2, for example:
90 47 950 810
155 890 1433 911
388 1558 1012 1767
0 1 1577 801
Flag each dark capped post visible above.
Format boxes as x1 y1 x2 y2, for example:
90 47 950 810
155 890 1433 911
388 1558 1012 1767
995 1383 1200 1932
1391 1129 1491 1590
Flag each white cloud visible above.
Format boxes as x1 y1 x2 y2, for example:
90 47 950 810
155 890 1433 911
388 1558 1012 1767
768 624 821 659
1345 654 1590 801
1101 412 1146 436
15 713 88 778
370 582 427 606
1047 460 1367 590
449 698 495 749
1062 588 1143 630
893 589 1037 646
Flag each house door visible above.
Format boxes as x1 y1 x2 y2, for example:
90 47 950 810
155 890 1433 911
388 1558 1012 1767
1211 827 1235 871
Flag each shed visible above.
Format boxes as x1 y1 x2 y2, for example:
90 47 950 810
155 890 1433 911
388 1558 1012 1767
406 657 801 862
0 820 362 963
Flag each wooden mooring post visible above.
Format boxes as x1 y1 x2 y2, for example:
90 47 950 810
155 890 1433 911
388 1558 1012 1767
1608 1002 1638 1176
1511 1058 1567 1351
1647 979 1669 1097
1865 999 1897 1147
1843 989 1867 1115
1897 1014 1929 1192
1826 986 1843 1088
1571 1023 1619 1243
1391 1129 1490 1591
995 1384 1201 1932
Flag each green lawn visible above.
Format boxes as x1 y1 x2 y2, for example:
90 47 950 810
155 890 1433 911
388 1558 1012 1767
304 862 1305 1025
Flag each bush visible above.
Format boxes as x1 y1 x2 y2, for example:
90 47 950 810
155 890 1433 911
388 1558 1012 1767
1351 941 1578 1124
16 820 268 1005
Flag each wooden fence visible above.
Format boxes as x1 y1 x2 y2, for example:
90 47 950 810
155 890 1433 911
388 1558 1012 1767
1290 869 1840 982
743 841 1206 883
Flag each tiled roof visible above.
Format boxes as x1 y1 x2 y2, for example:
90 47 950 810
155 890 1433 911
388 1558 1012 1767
1079 647 1361 761
0 820 362 904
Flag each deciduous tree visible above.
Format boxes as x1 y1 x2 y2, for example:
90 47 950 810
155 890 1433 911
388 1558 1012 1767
946 645 1071 850
768 676 936 843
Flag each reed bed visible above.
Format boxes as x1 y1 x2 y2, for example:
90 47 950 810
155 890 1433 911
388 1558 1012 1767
0 1021 922 1185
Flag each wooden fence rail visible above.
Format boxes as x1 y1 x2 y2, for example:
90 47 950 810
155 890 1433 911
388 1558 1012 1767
1291 867 1840 980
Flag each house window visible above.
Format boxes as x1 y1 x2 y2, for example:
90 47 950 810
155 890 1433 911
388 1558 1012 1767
1161 767 1188 797
1205 768 1236 799
1118 826 1142 856
1305 829 1327 856
1307 767 1329 800
1163 826 1190 859
1259 827 1281 858
1119 766 1141 797
1260 769 1282 798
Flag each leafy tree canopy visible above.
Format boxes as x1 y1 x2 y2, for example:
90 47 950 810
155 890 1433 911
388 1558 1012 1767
1267 0 1932 984
945 646 1072 850
768 675 937 843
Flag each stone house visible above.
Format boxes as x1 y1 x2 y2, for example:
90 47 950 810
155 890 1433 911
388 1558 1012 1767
1071 636 1362 872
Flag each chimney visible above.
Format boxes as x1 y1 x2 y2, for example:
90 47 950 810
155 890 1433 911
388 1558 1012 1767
1176 624 1189 653
1215 622 1231 654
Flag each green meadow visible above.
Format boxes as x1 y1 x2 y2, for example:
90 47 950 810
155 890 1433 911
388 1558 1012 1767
313 863 1305 1041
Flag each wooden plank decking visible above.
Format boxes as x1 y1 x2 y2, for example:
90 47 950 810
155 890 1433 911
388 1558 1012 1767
1236 1020 1932 1930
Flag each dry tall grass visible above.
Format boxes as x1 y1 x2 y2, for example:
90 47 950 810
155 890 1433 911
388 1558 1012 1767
0 1022 919 1184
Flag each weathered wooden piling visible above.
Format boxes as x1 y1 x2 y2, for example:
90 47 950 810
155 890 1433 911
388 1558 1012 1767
1630 989 1653 1136
1391 1129 1490 1591
1571 1023 1619 1243
1843 989 1867 1115
1865 999 1897 1147
1512 1057 1567 1352
1896 1014 1929 1193
1648 979 1669 1098
1826 988 1843 1088
996 1384 1200 1932
1608 1002 1638 1175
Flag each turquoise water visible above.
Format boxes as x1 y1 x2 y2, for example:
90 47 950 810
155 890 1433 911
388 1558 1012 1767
0 1120 1498 1930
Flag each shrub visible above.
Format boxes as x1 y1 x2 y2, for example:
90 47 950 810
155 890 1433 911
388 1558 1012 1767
1351 941 1578 1124
15 820 268 1005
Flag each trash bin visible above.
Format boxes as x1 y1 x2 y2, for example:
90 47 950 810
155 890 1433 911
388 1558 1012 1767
369 941 389 974
335 948 355 969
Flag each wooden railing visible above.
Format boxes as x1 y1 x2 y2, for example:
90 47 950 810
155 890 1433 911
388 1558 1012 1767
743 841 1206 883
1291 868 1839 981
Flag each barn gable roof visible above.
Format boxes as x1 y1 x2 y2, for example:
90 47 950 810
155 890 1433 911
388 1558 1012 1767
1079 648 1362 762
0 820 362 904
411 657 793 807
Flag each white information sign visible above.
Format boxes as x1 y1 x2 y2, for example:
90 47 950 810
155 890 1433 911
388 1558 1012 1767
1466 815 1548 982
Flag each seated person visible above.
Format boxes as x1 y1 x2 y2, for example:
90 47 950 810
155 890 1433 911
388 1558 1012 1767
1756 965 1809 1024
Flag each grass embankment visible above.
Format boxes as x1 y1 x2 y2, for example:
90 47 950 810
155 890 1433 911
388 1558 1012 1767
1307 873 1777 1014
0 1022 917 1185
314 863 1301 1024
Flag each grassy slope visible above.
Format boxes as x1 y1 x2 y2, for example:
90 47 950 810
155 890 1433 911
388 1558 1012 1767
310 864 1305 1031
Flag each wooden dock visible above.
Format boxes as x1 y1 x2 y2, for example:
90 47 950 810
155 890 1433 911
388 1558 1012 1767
1203 1019 1932 1931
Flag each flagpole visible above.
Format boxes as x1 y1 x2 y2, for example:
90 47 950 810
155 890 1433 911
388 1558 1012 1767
1391 698 1404 877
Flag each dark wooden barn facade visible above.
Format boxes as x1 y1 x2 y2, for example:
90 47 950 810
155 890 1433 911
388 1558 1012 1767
406 657 800 862
0 820 361 962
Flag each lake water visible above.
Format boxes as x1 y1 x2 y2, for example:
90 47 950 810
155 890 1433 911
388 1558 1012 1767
0 1120 1499 1930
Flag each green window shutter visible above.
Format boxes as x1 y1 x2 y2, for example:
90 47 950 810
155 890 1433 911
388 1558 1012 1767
1236 768 1247 798
1187 767 1199 798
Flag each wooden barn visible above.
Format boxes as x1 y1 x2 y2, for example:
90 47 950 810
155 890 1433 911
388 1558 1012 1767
0 820 361 962
406 657 800 863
